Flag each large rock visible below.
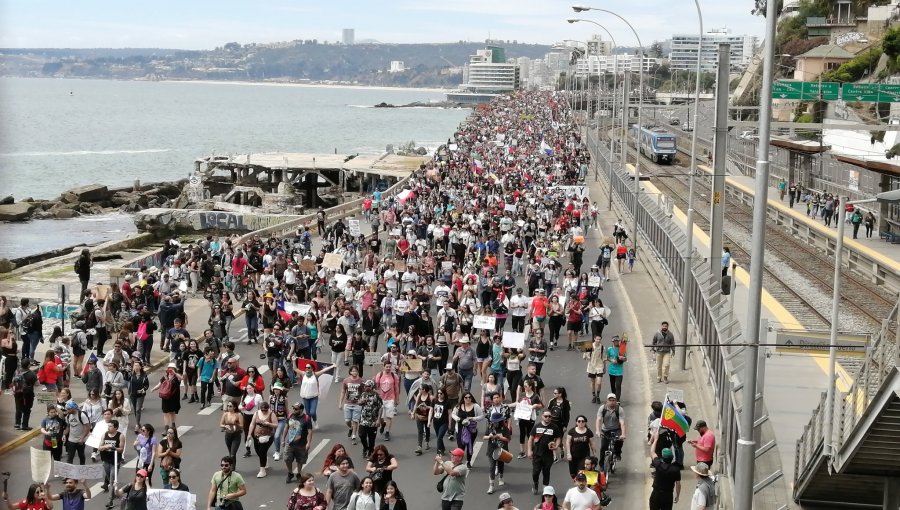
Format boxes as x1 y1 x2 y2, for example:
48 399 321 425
51 208 79 219
65 184 110 203
0 195 13 205
0 259 16 273
153 183 182 199
0 202 34 221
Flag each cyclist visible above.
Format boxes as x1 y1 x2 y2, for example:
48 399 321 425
594 393 625 468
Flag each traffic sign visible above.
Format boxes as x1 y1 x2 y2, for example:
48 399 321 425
772 80 840 100
775 329 869 357
879 83 900 102
842 83 880 102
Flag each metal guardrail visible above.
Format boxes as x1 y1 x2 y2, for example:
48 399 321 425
587 130 790 509
792 302 898 495
109 175 413 282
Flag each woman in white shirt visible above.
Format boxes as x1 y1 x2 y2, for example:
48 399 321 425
297 362 336 429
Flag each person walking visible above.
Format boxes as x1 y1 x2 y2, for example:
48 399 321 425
605 338 624 401
651 322 675 384
649 448 681 510
562 472 601 510
850 208 863 239
111 469 148 510
864 211 876 238
282 402 314 484
528 409 562 495
248 401 279 478
433 448 468 510
324 456 361 510
688 420 716 469
207 456 248 510
689 463 716 510
75 248 93 297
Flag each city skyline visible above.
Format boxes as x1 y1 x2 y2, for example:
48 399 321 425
0 0 765 50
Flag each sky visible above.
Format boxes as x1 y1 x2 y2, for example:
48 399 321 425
0 0 766 50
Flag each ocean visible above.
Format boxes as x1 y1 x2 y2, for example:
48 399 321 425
0 77 469 258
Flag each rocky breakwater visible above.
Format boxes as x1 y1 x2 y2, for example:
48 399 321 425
0 180 188 222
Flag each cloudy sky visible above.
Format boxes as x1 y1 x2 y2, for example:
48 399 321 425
0 0 766 49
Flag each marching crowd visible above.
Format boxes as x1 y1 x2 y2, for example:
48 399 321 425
1 90 718 510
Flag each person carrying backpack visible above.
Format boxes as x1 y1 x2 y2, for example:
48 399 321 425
13 358 38 430
74 248 93 296
690 462 717 510
15 297 43 364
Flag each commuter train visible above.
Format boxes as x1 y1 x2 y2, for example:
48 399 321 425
629 125 678 164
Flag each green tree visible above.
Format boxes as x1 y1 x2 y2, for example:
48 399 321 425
882 26 900 59
649 41 664 58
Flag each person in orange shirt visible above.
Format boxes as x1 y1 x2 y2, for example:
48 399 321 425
531 289 548 334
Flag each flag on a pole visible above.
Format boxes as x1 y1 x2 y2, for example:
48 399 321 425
660 400 690 438
540 139 554 156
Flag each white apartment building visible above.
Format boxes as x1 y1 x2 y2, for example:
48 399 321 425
460 47 520 93
574 54 659 75
669 28 758 72
389 61 406 73
342 29 355 45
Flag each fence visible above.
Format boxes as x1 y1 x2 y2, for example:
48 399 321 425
109 175 413 282
794 301 899 493
587 130 790 509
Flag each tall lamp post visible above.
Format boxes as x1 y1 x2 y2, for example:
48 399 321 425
676 0 705 370
824 189 900 461
564 40 588 121
566 19 618 207
570 7 645 258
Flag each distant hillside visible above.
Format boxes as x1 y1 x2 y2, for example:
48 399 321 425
0 41 553 87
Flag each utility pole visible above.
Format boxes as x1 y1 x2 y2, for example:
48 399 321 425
709 44 729 291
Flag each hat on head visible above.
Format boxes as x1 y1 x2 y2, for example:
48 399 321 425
450 448 466 457
136 469 149 478
490 412 506 424
542 486 556 496
607 393 618 400
691 462 711 477
364 379 375 387
292 402 304 409
694 420 708 430
273 382 284 391
167 362 177 369
124 275 133 281
229 354 240 362
661 448 674 460
611 336 620 342
65 401 79 410
458 337 470 343
498 492 512 502
408 349 417 355
574 472 587 481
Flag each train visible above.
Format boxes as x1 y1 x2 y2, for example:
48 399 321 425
629 125 678 164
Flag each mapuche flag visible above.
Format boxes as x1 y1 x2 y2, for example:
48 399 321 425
660 401 690 438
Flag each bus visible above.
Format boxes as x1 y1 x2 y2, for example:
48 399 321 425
630 125 678 164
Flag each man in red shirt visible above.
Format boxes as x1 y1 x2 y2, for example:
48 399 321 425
689 420 716 468
565 294 583 351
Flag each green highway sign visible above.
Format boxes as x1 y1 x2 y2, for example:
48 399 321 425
842 83 880 102
772 80 840 100
879 83 900 102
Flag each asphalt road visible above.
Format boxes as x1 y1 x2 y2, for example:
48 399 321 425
2 213 654 510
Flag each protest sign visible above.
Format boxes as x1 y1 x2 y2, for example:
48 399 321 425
400 358 423 373
31 447 52 484
348 220 361 237
365 352 383 366
502 332 526 350
513 401 533 421
504 203 516 213
54 461 105 480
94 284 110 300
441 261 453 271
588 276 602 288
147 488 197 510
322 253 343 270
299 260 316 273
472 315 496 330
334 273 356 290
84 420 109 450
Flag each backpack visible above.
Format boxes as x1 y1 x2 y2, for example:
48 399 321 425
21 309 37 332
699 476 719 507
600 404 621 423
74 258 81 274
11 370 25 394
159 376 176 399
136 321 149 342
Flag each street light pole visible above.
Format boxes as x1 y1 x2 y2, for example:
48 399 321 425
570 8 645 258
680 0 704 370
735 0 778 507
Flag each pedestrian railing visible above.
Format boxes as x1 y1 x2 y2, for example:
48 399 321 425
586 130 791 509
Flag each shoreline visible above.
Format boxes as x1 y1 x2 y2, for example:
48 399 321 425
0 75 453 94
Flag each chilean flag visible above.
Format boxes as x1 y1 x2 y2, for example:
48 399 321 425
276 301 311 322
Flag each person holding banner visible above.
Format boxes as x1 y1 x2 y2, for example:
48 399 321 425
48 478 91 510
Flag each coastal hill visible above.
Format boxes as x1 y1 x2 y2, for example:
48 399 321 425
1 40 552 88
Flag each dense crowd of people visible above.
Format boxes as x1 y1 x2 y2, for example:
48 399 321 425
1 90 718 510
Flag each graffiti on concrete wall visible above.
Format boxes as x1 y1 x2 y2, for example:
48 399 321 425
194 212 287 231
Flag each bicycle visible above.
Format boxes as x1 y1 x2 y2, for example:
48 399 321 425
601 430 621 476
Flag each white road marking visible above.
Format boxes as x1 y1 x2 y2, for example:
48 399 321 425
305 438 331 467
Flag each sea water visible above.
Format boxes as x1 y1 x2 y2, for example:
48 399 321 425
0 77 468 258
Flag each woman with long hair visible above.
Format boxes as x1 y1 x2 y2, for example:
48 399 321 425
133 424 158 486
219 401 244 468
365 445 399 496
588 299 610 339
156 425 183 486
0 326 18 392
585 336 605 404
347 476 381 510
381 480 407 510
108 389 132 433
546 295 564 351
451 391 484 468
1 483 51 510
128 361 149 433
515 379 542 459
547 387 571 462
286 472 327 510
113 468 149 510
532 486 560 510
242 289 261 344
566 415 596 479
248 401 278 478
321 443 355 477
239 382 263 458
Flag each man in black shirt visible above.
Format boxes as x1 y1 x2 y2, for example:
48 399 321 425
649 447 681 510
527 410 561 495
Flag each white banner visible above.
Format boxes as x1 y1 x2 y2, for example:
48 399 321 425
501 332 526 350
348 219 361 237
54 461 106 480
504 203 516 213
513 401 533 421
31 447 52 484
147 488 196 510
84 420 109 450
550 185 589 199
472 315 496 330
588 276 602 288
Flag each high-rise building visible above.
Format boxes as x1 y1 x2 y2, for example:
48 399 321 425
342 28 355 45
669 28 758 72
446 46 520 103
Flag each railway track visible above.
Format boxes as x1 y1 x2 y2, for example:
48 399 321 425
635 156 896 334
